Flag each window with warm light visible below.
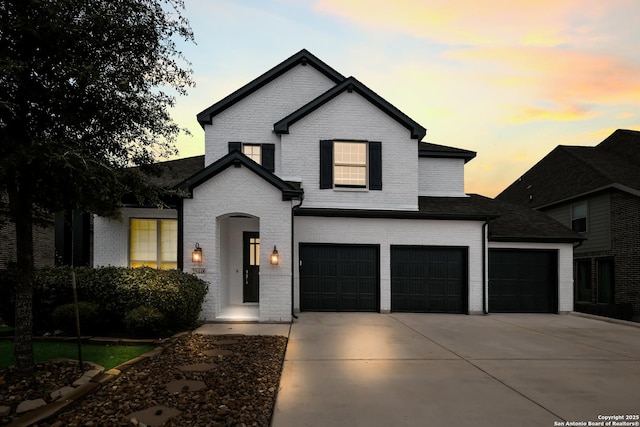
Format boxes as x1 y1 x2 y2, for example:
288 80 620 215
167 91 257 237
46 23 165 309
130 219 177 269
242 144 261 165
334 141 367 188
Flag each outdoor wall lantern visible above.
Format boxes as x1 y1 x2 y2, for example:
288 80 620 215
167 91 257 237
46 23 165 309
192 243 203 263
270 246 279 265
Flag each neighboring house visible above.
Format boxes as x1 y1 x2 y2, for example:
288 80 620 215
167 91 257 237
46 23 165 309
497 129 640 322
93 49 582 322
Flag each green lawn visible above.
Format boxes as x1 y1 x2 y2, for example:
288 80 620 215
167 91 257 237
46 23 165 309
0 342 154 370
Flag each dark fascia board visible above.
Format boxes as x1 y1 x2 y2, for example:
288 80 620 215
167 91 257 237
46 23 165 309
175 151 303 201
196 49 345 128
274 76 427 141
419 144 477 164
294 207 497 221
489 235 586 243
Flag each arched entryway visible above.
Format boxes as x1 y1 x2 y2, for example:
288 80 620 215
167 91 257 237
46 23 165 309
218 213 260 320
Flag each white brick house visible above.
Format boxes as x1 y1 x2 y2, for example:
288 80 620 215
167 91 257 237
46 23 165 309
93 50 582 322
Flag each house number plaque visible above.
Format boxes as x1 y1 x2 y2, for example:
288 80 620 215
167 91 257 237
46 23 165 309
192 268 206 275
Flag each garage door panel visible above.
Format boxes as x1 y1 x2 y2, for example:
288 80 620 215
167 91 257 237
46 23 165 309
391 246 468 313
489 249 558 313
300 244 379 312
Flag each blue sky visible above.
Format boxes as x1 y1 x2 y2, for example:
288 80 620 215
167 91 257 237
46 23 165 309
169 0 640 197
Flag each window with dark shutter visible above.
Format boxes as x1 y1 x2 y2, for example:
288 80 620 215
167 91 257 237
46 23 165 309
262 144 275 172
320 140 333 189
369 141 382 190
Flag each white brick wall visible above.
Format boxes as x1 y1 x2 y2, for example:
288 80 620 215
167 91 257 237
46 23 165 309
419 157 467 197
282 91 419 210
294 216 485 313
183 165 293 322
204 63 337 170
488 241 575 313
93 207 178 267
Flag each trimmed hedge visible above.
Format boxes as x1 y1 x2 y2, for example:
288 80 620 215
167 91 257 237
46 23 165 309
0 267 208 337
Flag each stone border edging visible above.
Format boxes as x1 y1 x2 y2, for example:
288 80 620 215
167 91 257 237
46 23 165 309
5 331 189 427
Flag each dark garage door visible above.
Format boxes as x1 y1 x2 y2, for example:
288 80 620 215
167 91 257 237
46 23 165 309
489 249 558 313
391 246 467 313
299 244 379 312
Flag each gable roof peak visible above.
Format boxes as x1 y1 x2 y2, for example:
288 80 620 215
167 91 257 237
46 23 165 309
274 75 427 140
196 49 345 128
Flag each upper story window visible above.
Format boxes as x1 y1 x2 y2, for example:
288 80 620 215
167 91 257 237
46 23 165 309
228 142 274 172
242 144 261 164
130 219 177 270
571 202 587 233
320 140 382 191
334 141 367 188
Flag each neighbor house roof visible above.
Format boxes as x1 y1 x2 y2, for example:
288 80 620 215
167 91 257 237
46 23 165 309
419 142 476 163
274 76 427 140
196 49 345 127
497 129 640 209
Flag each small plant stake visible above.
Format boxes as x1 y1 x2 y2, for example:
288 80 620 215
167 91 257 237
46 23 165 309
71 270 83 370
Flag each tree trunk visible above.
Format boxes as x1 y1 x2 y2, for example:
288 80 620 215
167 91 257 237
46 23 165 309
8 177 35 375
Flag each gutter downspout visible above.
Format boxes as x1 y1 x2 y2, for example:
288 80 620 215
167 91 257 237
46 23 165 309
482 218 489 315
291 194 304 320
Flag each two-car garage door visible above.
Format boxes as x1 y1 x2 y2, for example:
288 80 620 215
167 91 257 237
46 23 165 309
299 244 467 313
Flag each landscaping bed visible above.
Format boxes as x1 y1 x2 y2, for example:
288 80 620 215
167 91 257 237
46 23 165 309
1 333 288 426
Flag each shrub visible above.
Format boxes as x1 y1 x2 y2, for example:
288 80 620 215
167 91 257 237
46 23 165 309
124 305 166 337
0 266 208 336
52 302 101 335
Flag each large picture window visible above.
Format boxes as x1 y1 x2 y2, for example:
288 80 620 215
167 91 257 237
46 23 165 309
334 141 367 188
130 219 177 270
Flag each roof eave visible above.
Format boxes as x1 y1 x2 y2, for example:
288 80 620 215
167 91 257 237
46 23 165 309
489 235 586 243
419 150 477 163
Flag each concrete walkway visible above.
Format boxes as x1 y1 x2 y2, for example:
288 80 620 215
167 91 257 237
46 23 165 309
272 313 640 427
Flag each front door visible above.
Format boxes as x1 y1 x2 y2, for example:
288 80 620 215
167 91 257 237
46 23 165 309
243 232 259 303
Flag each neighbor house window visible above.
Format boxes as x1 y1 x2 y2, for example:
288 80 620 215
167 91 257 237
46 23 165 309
242 144 261 164
597 258 614 304
575 259 592 302
130 219 177 270
334 141 367 188
571 202 587 232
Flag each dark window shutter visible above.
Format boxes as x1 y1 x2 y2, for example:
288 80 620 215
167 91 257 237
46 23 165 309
262 144 275 172
228 141 242 153
319 140 333 189
369 141 382 190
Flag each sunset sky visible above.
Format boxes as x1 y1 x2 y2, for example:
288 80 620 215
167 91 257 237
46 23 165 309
169 0 640 197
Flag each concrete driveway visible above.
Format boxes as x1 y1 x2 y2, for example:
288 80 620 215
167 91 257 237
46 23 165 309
272 313 640 427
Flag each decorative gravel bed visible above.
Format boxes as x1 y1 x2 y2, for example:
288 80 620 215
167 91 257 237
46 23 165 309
1 334 288 426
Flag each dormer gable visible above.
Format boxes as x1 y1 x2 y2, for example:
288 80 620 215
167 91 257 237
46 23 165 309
196 49 345 127
273 76 427 141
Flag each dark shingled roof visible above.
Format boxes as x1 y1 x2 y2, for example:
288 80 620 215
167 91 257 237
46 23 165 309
419 142 476 163
296 195 581 243
497 129 640 208
132 155 205 189
421 195 583 242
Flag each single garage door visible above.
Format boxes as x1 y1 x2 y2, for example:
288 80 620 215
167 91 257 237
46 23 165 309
391 246 468 313
299 244 379 312
489 249 558 313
